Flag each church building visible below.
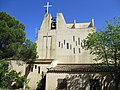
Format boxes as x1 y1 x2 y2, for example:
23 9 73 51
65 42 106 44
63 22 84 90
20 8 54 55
25 2 114 90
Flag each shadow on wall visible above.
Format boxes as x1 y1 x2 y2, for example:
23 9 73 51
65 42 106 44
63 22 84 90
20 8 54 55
25 64 31 77
56 73 114 90
36 72 46 90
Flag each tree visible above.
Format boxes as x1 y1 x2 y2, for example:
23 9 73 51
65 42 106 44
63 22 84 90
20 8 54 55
0 12 25 59
0 12 37 89
0 60 27 89
15 39 37 62
83 17 120 90
0 11 37 62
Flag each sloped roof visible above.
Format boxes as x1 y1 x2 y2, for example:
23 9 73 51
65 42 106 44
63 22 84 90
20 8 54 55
47 64 114 73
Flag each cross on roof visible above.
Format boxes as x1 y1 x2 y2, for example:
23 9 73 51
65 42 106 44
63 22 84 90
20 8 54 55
44 2 52 14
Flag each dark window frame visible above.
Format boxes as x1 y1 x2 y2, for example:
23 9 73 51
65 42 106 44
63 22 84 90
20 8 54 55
78 37 80 45
73 48 75 54
57 79 67 90
76 41 77 46
79 48 81 53
59 42 60 47
70 44 72 50
64 40 65 45
73 36 75 42
61 43 63 48
35 65 37 69
31 67 33 72
67 43 69 49
38 66 40 74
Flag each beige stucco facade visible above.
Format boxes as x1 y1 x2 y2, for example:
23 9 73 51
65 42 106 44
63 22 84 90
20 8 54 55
9 60 26 76
25 60 52 89
11 13 114 90
36 13 96 64
46 72 114 90
34 13 105 90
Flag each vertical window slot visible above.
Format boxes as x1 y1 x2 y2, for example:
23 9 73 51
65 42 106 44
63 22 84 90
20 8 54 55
73 36 75 42
59 42 60 47
67 43 69 49
64 40 65 45
70 45 72 50
79 48 81 53
61 43 63 48
73 48 75 54
38 66 40 73
78 38 80 45
35 65 37 69
76 41 77 46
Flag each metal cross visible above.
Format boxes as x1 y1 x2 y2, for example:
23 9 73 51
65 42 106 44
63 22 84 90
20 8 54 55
44 2 52 14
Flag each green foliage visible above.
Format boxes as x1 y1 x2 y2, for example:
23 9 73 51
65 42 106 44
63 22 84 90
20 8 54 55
83 17 120 90
0 11 37 62
16 39 37 62
0 60 9 83
0 12 25 59
83 17 120 64
0 11 37 89
0 60 27 89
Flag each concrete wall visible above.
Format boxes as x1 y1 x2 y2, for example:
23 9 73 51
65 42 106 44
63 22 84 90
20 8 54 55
9 61 51 89
55 13 95 63
36 13 100 90
37 14 57 59
10 13 98 89
27 63 51 89
10 60 26 76
46 72 114 90
46 73 69 90
56 28 95 63
37 13 96 64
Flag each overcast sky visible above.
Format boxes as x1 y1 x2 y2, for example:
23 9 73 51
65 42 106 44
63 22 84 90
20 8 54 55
0 0 120 41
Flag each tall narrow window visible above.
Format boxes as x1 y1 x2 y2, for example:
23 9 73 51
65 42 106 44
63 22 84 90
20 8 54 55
76 41 77 46
81 42 85 47
78 38 80 45
81 42 84 47
79 48 81 53
31 67 33 72
64 40 65 45
67 43 69 49
38 66 40 74
73 48 75 54
61 43 63 48
35 65 37 69
70 45 72 50
73 36 75 42
59 42 60 47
